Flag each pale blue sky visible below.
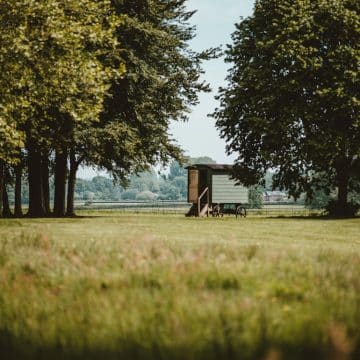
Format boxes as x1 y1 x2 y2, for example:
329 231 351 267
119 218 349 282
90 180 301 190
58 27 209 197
78 0 255 178
170 0 255 163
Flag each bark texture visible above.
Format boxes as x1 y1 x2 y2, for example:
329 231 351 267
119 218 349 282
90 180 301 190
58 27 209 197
14 165 23 217
66 150 78 217
53 149 68 217
0 162 4 218
42 154 51 216
28 143 46 217
2 185 12 218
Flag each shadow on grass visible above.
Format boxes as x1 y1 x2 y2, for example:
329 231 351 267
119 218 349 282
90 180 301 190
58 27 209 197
2 213 359 221
1 331 359 360
270 214 360 221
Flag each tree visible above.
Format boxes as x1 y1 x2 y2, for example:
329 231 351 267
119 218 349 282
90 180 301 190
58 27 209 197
63 0 216 215
168 161 187 180
121 189 138 200
0 0 122 217
106 0 215 169
214 0 360 216
188 156 217 165
0 0 28 217
1 1 214 217
171 176 187 199
158 182 181 200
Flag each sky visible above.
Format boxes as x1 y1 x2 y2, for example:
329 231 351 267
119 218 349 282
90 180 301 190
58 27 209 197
169 0 255 163
78 0 255 178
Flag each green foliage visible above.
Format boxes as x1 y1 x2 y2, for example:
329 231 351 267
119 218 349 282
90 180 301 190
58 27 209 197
214 0 360 215
349 186 360 205
128 170 159 193
187 156 217 165
136 190 157 201
306 177 360 215
0 0 214 217
0 121 23 164
0 0 124 217
0 214 359 358
158 182 181 200
168 161 187 180
121 188 138 200
248 186 263 208
77 176 122 201
306 189 333 210
0 0 121 148
94 0 217 181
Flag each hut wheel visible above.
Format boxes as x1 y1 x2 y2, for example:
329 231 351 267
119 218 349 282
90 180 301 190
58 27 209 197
235 205 247 218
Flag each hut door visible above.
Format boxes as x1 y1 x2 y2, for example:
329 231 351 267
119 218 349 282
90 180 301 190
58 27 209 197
188 169 199 203
198 170 208 196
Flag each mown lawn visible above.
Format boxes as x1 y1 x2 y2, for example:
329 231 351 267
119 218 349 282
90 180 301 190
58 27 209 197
0 212 359 359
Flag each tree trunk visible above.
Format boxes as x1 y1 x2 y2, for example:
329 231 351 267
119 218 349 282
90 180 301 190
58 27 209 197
0 161 4 218
28 144 46 217
336 174 350 216
42 154 51 216
14 165 23 217
66 150 78 217
53 149 68 217
2 185 12 218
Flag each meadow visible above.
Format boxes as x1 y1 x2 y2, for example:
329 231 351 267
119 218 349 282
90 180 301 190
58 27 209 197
0 212 359 359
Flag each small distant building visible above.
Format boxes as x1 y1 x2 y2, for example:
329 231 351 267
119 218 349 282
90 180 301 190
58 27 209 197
185 164 248 217
263 190 288 202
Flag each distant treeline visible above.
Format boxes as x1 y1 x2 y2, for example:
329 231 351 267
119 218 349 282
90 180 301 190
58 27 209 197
6 156 358 210
6 157 265 207
4 157 208 204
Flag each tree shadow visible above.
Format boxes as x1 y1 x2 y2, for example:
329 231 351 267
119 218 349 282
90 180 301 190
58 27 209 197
270 214 360 221
1 330 355 360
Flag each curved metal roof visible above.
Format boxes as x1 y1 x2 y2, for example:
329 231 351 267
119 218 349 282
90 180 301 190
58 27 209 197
185 164 233 170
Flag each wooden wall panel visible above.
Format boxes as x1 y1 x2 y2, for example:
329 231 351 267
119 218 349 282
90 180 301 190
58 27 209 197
188 170 199 203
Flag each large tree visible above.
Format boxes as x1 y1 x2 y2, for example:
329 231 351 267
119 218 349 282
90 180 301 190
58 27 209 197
99 0 215 173
1 0 214 217
214 0 360 216
65 0 216 215
0 0 121 217
0 0 28 217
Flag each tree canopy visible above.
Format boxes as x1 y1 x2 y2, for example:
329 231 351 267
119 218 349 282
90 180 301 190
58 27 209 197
0 0 122 216
214 0 360 216
96 0 216 181
0 0 214 217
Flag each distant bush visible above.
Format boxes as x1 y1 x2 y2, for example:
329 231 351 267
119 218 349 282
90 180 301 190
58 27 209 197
83 191 95 201
136 191 158 201
121 189 138 200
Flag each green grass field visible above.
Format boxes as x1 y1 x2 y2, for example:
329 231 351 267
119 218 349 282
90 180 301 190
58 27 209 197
0 212 359 359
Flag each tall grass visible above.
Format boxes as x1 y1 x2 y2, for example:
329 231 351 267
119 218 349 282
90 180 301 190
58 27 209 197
0 213 359 359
